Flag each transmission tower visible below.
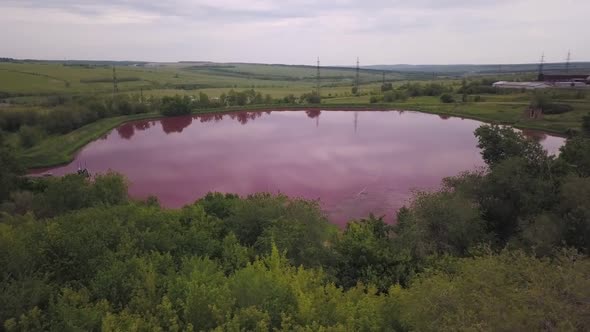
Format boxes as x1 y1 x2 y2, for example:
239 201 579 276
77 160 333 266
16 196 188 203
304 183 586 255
112 66 119 96
316 57 321 96
537 53 545 80
382 72 385 85
355 57 360 94
565 50 571 73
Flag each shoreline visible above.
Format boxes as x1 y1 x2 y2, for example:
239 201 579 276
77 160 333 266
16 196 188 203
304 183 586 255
22 104 569 170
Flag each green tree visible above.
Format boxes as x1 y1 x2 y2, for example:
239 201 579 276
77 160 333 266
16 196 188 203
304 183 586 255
559 136 590 177
92 172 129 206
198 91 210 107
439 93 454 103
160 95 192 116
0 134 23 201
474 124 548 167
583 113 590 136
398 250 590 331
334 215 402 289
18 126 44 148
397 190 488 257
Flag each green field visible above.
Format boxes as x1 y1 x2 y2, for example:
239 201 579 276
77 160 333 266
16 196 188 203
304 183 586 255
1 60 589 169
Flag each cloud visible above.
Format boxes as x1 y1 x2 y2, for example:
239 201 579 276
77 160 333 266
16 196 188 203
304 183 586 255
0 0 588 64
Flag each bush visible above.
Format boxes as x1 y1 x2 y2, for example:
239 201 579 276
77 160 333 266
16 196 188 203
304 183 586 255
282 94 297 104
381 83 393 92
383 90 408 102
301 92 321 104
543 103 574 115
18 125 44 148
440 94 455 103
583 114 590 136
369 95 382 103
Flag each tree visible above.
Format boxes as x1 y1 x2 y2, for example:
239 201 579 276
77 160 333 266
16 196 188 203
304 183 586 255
396 190 488 257
440 93 454 103
398 250 590 331
334 215 402 290
18 126 44 148
160 95 192 116
558 176 590 252
91 172 129 206
198 92 210 108
0 135 23 202
474 124 548 167
380 83 393 92
583 113 590 136
559 136 590 177
300 92 321 104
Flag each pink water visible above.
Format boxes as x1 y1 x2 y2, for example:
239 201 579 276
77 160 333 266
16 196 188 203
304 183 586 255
31 110 565 226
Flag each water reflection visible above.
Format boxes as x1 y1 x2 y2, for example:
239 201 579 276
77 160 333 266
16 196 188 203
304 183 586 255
161 116 193 134
306 110 321 119
134 121 151 131
116 123 135 140
521 129 547 142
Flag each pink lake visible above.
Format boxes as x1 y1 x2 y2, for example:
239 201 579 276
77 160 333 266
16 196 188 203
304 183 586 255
32 109 565 226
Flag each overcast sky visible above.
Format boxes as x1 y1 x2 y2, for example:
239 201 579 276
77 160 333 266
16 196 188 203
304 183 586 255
1 0 588 65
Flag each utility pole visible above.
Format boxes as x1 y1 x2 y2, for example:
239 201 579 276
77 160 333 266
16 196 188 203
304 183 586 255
355 57 360 94
316 57 321 97
382 72 385 85
565 50 571 73
112 65 119 97
538 53 545 80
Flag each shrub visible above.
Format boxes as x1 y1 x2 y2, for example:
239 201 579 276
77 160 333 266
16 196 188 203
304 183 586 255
381 83 393 92
440 94 455 103
384 90 408 102
18 125 44 148
583 113 590 136
369 95 382 103
543 103 574 115
301 92 321 104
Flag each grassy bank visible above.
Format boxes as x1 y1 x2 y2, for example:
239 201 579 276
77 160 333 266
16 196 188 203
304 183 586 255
21 97 587 169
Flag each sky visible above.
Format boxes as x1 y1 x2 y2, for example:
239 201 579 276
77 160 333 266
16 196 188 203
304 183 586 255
1 0 589 65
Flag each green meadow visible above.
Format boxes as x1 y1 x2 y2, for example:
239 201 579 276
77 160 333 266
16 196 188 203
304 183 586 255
1 60 589 168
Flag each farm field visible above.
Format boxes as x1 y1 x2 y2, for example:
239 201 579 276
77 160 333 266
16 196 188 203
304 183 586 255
1 60 589 168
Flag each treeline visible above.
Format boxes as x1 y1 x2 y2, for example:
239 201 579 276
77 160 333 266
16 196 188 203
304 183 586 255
0 124 589 330
370 81 463 104
0 88 327 149
80 77 141 84
0 95 154 148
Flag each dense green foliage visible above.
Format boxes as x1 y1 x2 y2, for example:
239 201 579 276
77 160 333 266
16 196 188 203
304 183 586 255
160 95 193 116
1 124 590 330
439 93 455 103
